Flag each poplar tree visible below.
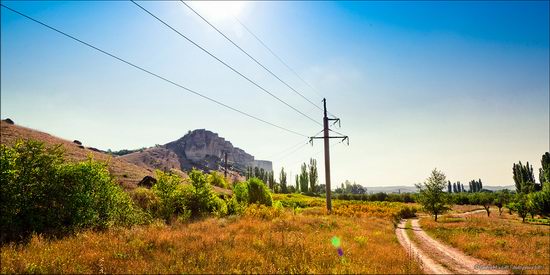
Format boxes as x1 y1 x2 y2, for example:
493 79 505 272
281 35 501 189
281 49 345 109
299 163 309 193
513 161 536 193
279 168 288 194
308 158 318 193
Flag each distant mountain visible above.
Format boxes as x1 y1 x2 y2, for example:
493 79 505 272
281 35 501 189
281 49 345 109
482 185 515 191
120 129 272 180
361 185 516 194
363 186 419 194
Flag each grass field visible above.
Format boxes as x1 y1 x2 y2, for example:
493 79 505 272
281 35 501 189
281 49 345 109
0 198 422 274
420 208 550 274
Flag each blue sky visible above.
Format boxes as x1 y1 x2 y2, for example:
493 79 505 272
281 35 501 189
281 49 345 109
1 1 548 187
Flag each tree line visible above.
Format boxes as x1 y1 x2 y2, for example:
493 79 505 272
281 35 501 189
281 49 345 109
416 152 550 222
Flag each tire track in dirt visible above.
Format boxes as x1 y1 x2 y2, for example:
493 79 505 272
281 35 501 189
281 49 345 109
396 216 509 274
395 219 452 274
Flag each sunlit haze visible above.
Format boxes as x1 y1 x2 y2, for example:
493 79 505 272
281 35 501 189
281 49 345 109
1 1 548 188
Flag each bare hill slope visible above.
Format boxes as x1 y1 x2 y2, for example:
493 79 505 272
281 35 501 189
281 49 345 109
0 120 152 190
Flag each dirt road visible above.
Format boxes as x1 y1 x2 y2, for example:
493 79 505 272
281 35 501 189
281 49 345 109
396 214 509 274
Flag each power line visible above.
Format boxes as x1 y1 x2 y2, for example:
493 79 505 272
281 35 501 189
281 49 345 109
233 16 337 118
273 141 311 163
0 4 309 138
181 1 325 115
266 128 322 161
265 139 308 160
131 1 321 126
287 139 344 171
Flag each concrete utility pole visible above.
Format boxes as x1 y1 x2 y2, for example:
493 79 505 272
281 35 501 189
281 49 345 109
310 98 348 212
323 99 332 211
224 151 228 178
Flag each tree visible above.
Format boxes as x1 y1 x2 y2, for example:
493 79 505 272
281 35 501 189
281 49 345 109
279 168 288 194
308 158 318 193
299 163 309 193
478 179 483 191
452 182 457 193
513 161 536 193
448 181 452 193
529 183 550 218
509 194 529 222
540 152 550 188
468 181 473 193
469 179 483 193
267 171 275 190
473 192 493 216
288 185 296 193
415 168 451 222
494 190 511 216
295 174 299 192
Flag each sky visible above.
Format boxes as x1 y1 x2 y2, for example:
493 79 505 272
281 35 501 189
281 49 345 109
1 1 549 188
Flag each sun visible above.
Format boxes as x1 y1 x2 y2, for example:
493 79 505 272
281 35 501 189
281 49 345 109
188 1 247 22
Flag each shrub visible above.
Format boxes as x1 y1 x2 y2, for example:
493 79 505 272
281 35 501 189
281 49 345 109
232 181 249 204
130 187 161 217
226 196 246 215
184 169 227 217
247 177 273 206
0 140 145 244
152 171 189 222
208 171 228 189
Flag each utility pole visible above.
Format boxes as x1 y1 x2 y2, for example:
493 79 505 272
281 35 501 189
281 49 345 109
323 99 332 211
224 151 228 178
310 98 348 212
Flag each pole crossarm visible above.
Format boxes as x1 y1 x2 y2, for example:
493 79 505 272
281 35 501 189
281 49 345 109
309 135 349 145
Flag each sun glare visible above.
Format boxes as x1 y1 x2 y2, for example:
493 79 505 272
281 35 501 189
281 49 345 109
189 1 247 22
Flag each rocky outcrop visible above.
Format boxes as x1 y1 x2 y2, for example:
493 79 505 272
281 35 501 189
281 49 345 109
122 129 272 175
252 160 273 172
165 129 271 172
3 118 14 125
138 176 157 188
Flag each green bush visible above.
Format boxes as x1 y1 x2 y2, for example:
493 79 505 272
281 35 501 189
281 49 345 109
226 196 246 215
246 177 273 206
151 169 227 220
130 187 161 217
185 169 227 217
232 181 249 204
0 140 145 244
208 171 228 189
151 171 190 222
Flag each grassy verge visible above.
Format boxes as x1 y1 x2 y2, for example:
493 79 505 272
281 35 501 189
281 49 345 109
1 205 422 274
420 209 549 274
405 219 414 239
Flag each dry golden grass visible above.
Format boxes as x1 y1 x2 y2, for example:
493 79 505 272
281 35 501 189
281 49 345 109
1 210 422 274
420 209 550 274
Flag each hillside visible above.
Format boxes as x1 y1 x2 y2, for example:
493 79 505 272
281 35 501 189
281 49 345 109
0 120 154 190
120 129 271 182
